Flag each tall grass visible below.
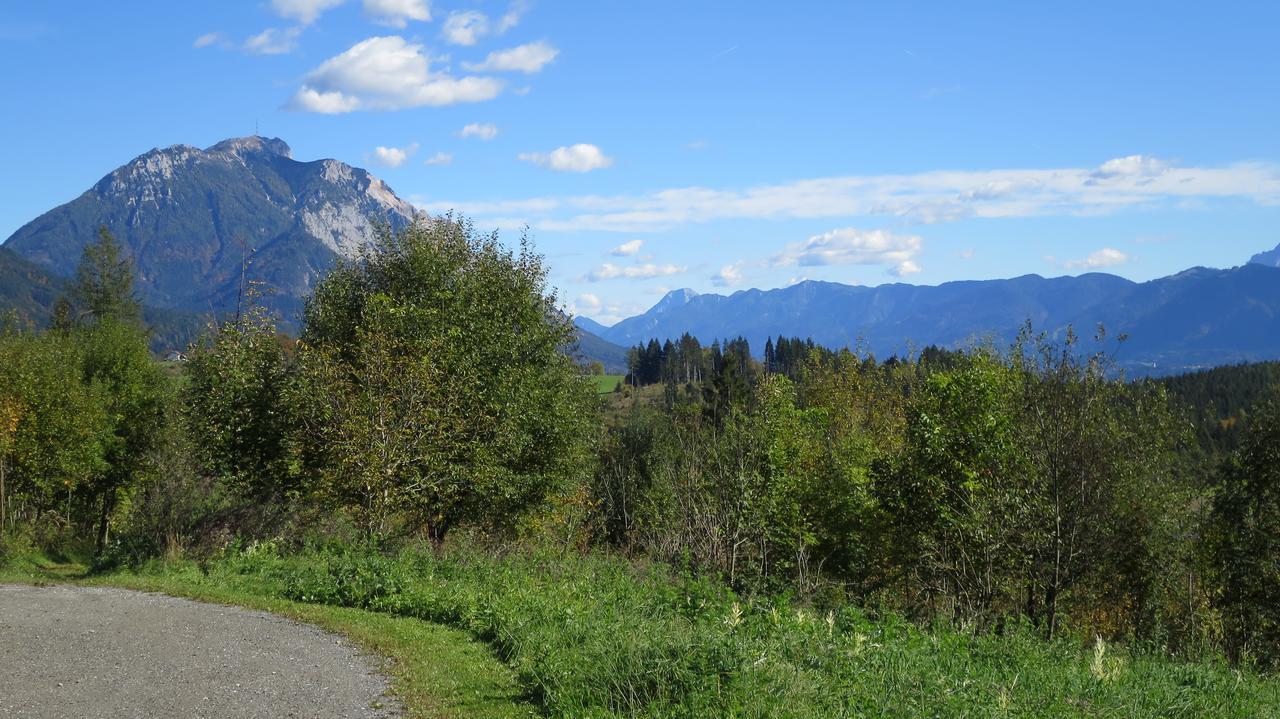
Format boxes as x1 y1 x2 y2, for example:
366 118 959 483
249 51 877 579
127 543 1277 718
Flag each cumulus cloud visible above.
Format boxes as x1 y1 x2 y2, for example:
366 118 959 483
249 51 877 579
1063 248 1131 270
892 260 922 277
441 2 524 46
289 36 503 113
193 32 223 49
442 10 488 45
244 27 302 55
519 144 613 173
1091 155 1168 180
463 41 558 73
420 156 1280 233
711 262 746 287
271 0 345 25
611 240 643 256
569 291 640 324
423 151 453 166
457 122 498 140
369 142 419 168
291 87 361 113
771 228 923 278
363 0 430 27
585 262 686 282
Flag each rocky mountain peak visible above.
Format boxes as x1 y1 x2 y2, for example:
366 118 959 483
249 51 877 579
206 135 292 159
3 135 417 326
652 288 699 314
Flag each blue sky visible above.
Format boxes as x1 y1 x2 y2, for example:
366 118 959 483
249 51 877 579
1 1 1278 323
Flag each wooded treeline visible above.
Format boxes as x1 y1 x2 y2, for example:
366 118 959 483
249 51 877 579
613 330 1280 665
2 218 1279 671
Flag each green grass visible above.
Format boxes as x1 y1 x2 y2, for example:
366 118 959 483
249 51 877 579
591 374 624 394
7 543 1280 718
0 553 534 719
66 543 1280 718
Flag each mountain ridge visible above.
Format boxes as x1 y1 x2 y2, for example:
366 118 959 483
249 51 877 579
590 264 1280 376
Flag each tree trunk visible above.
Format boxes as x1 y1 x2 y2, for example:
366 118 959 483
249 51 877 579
95 488 115 555
427 518 450 552
0 459 7 535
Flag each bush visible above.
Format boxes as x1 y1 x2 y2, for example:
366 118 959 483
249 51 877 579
140 542 1280 718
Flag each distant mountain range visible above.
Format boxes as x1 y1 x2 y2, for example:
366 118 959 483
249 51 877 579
5 136 1277 375
582 244 1280 376
0 136 628 369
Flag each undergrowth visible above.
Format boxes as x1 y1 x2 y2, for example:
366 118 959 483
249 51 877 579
102 543 1279 718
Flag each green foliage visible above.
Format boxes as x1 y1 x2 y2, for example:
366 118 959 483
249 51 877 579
114 543 1280 718
298 217 596 539
76 318 170 551
0 329 111 537
184 292 300 502
0 228 169 556
70 227 142 327
1207 388 1280 669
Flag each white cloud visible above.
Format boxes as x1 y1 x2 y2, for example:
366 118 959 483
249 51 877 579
1091 155 1167 179
457 122 498 140
463 41 558 74
363 0 430 27
585 262 686 282
441 2 523 45
289 36 503 113
519 144 613 173
711 262 746 287
421 156 1280 233
423 151 453 166
611 240 643 256
193 32 222 49
291 87 361 113
496 0 526 32
271 0 345 25
442 10 488 45
891 260 922 277
772 227 923 278
569 291 640 324
244 27 302 55
1063 247 1131 270
369 142 419 168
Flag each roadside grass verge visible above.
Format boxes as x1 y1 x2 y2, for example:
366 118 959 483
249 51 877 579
0 553 534 719
71 543 1280 719
7 543 1279 717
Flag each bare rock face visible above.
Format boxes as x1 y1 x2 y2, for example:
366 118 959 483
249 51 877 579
3 136 417 323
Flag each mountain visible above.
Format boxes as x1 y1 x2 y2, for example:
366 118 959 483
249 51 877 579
593 263 1280 376
1250 241 1280 267
570 328 630 374
1 136 630 368
3 136 416 326
0 245 212 350
0 246 63 326
573 316 612 336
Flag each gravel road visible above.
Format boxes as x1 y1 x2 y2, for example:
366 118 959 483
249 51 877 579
0 584 400 718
